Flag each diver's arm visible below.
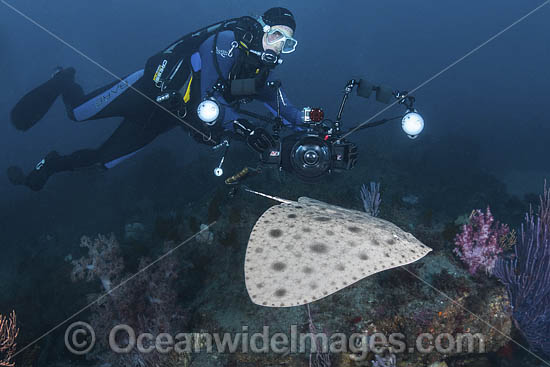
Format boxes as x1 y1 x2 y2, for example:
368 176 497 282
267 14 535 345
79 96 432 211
256 83 303 130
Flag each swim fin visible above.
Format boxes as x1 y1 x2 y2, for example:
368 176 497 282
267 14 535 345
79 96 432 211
6 166 26 186
7 151 69 191
10 67 76 131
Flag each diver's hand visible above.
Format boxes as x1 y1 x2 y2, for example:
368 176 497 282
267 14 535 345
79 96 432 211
155 90 184 114
232 118 255 137
247 127 276 153
232 119 275 153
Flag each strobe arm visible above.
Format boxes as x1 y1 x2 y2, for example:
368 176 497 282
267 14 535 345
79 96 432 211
335 79 362 134
394 90 416 110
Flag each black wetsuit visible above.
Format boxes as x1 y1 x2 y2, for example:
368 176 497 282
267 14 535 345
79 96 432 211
9 22 302 190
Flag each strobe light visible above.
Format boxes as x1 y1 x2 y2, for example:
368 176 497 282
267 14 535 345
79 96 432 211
197 99 220 126
401 109 424 139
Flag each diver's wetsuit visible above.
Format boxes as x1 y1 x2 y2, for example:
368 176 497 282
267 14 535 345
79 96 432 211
9 27 302 190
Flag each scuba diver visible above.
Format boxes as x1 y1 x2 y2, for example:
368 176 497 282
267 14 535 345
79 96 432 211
7 7 303 191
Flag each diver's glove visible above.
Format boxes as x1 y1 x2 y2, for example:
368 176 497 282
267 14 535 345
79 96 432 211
155 90 184 114
232 119 276 154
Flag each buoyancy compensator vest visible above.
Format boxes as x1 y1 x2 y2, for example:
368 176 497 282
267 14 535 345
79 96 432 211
143 16 277 143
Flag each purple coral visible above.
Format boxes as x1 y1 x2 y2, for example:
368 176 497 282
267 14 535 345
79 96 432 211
307 304 331 367
493 184 550 357
453 207 510 275
361 182 381 217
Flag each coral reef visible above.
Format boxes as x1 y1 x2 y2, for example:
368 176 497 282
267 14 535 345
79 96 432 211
70 233 124 292
6 142 537 367
70 234 188 366
307 304 332 367
0 311 18 367
361 182 382 217
182 190 512 367
453 207 511 275
493 184 550 357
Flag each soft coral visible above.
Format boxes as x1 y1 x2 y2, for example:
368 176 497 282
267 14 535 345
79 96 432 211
453 206 510 275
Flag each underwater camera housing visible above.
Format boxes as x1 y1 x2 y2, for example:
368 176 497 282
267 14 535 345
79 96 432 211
260 128 358 182
221 78 422 183
258 105 358 181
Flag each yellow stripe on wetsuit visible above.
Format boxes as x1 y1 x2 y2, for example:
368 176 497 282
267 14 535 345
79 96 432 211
183 74 193 103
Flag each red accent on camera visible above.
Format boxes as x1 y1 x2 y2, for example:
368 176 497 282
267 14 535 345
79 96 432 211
309 108 324 122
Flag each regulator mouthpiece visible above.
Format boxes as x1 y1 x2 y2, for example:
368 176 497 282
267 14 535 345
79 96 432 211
197 99 220 125
402 110 424 139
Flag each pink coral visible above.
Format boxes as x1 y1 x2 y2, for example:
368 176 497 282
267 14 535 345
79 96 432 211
453 206 510 275
70 234 186 366
0 311 18 367
71 233 124 292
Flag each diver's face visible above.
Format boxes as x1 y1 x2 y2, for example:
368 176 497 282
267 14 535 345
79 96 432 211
262 25 294 55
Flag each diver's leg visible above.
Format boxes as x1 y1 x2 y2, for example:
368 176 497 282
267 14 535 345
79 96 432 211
10 67 82 131
10 68 148 130
68 70 147 122
7 115 168 191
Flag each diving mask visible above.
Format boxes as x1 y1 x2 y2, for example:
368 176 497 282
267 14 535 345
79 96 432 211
265 27 297 54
